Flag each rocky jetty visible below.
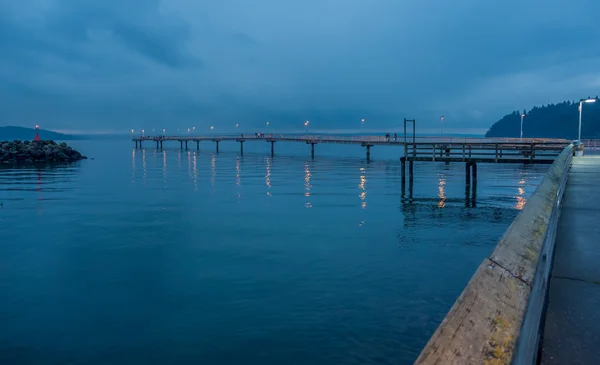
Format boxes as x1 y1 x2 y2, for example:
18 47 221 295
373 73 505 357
0 140 87 164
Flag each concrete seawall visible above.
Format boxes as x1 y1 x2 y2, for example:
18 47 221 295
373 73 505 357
414 145 574 365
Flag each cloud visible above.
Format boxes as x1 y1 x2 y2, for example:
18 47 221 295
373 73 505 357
0 0 599 133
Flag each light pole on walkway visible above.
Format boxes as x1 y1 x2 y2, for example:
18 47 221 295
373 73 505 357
520 113 525 141
578 97 598 141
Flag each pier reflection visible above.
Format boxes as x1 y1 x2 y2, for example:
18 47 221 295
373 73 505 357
358 167 367 209
192 153 198 190
131 149 136 183
304 161 312 208
515 178 526 210
265 157 272 196
438 175 446 208
236 157 241 199
142 149 147 183
162 150 167 185
211 154 216 189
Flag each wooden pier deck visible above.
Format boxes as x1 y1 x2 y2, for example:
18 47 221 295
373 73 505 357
132 134 569 165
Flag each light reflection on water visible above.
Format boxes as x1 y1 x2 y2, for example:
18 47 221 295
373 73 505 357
0 141 551 365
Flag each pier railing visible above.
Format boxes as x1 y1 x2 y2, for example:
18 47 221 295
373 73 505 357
414 144 574 365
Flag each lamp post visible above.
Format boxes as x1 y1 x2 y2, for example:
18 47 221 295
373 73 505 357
578 97 597 142
141 129 145 138
520 113 525 141
440 116 445 136
361 118 365 129
304 120 310 133
162 128 166 137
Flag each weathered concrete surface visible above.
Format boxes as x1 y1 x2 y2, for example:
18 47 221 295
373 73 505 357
414 146 573 365
541 156 600 365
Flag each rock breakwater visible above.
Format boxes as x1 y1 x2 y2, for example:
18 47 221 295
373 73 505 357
0 140 87 163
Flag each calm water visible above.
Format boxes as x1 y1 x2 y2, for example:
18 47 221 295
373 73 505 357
0 140 548 365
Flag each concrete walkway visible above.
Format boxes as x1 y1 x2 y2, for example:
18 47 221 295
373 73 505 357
542 156 600 365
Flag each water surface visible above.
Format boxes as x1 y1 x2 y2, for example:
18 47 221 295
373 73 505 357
0 140 548 364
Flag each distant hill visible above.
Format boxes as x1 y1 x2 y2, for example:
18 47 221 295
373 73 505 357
485 100 600 139
0 126 125 141
0 126 76 141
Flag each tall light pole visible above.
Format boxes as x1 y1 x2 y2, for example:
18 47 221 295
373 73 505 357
141 129 145 138
440 116 445 136
361 118 365 129
520 113 525 141
192 126 196 135
162 128 166 137
578 97 597 141
304 120 310 133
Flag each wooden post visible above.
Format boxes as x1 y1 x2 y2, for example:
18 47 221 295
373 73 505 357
271 141 275 156
432 145 436 162
311 143 315 159
530 143 535 162
216 141 220 153
185 141 188 150
495 144 498 162
366 145 371 161
196 141 199 150
139 140 143 148
409 160 414 181
472 162 477 184
180 140 183 149
135 141 138 148
240 141 244 155
462 143 465 161
160 140 163 149
401 157 406 182
466 162 471 186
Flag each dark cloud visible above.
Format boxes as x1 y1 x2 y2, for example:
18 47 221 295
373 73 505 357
0 0 599 133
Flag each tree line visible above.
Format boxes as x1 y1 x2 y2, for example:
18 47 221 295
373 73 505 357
485 100 600 139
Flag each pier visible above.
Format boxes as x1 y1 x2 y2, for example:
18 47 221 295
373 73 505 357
132 134 568 189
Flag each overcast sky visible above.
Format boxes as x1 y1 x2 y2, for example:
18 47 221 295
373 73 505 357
1 0 599 134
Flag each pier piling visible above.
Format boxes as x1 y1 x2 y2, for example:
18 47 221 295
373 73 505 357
271 141 275 156
185 141 188 150
401 157 406 182
466 162 471 186
180 141 183 149
196 141 199 150
216 141 220 153
366 145 372 161
311 143 315 159
409 160 413 180
240 141 244 155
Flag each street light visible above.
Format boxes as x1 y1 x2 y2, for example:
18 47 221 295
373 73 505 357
162 128 166 136
304 120 310 133
520 113 525 141
141 129 145 137
440 116 445 136
361 118 365 129
578 97 598 141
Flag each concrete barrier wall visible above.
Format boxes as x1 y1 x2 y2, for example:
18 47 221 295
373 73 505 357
414 145 574 365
